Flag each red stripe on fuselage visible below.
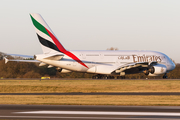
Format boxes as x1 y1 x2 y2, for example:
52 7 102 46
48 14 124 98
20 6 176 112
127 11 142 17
45 28 88 68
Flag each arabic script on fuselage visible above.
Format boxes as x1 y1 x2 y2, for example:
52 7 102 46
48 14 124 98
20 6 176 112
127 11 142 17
118 56 130 60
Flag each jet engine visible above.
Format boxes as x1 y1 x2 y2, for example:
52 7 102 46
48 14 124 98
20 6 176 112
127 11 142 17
148 64 167 76
56 68 72 73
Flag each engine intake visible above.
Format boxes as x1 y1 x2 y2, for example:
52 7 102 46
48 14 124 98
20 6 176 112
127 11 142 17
148 64 167 76
148 66 155 74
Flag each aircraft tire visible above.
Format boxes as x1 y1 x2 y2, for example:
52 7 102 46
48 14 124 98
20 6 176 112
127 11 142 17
163 73 168 79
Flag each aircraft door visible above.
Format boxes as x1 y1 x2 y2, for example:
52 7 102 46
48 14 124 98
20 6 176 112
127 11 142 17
73 61 77 66
116 56 121 65
91 61 97 73
162 55 167 64
80 53 86 59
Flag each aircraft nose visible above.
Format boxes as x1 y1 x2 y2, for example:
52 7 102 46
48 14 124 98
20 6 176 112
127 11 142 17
169 62 176 71
171 62 176 70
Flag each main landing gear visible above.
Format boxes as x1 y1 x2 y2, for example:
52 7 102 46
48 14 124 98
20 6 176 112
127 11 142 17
117 76 125 79
92 74 115 79
92 74 125 79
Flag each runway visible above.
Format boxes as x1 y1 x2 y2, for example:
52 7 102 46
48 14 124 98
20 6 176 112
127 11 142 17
0 92 180 95
0 105 180 120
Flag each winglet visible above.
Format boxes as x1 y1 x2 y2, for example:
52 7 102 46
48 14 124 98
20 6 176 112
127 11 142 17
4 57 9 64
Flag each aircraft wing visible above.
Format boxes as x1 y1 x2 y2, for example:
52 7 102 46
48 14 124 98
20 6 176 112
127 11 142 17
112 62 150 75
4 57 40 64
4 54 64 65
4 53 36 64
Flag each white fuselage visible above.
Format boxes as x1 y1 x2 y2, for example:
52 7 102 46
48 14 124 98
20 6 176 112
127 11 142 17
35 50 175 75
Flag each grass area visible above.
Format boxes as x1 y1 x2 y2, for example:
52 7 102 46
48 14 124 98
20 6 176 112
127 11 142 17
0 79 180 93
0 79 180 106
0 95 180 106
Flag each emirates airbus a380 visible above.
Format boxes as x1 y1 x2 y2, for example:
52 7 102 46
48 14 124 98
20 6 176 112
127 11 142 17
5 13 175 79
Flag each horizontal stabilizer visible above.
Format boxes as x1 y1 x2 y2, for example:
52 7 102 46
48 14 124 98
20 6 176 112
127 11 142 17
4 58 40 64
44 55 64 60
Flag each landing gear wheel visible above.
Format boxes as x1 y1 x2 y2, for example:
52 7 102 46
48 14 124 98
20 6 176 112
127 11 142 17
92 74 105 79
107 76 114 79
117 76 125 79
92 76 96 79
117 76 120 79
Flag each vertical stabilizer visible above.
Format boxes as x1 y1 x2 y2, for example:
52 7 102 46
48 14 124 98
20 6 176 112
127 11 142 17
30 13 66 54
30 13 88 68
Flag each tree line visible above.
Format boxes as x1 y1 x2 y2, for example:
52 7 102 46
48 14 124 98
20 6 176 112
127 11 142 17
0 60 179 79
0 51 179 79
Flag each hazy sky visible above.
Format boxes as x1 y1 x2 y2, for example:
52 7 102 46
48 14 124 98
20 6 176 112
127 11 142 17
0 0 180 62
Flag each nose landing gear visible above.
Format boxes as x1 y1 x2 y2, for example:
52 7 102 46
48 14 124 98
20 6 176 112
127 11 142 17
163 73 168 79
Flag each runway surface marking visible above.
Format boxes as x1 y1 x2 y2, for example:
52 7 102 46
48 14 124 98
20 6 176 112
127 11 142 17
15 111 180 116
0 115 169 120
1 105 180 120
0 116 131 120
